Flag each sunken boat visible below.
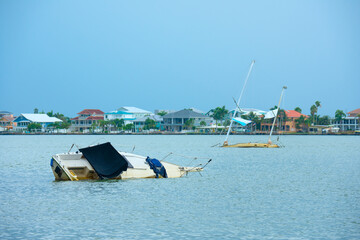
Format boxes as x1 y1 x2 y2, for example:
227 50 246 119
50 142 205 181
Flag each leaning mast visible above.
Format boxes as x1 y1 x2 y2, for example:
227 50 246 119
267 86 287 144
223 60 255 146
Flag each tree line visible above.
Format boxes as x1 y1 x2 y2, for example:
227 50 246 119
26 104 355 132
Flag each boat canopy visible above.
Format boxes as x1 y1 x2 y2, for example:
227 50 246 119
264 109 278 119
80 142 128 179
232 117 252 126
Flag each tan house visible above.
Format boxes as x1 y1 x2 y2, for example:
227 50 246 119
0 111 16 131
70 109 104 132
260 110 308 133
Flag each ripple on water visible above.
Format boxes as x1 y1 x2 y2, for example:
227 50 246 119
0 135 360 239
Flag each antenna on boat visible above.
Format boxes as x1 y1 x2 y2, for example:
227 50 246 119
268 86 287 145
224 60 255 146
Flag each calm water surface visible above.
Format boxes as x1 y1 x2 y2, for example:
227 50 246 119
0 135 359 239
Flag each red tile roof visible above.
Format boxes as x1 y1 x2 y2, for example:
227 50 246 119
71 116 104 121
285 110 308 118
87 116 104 120
348 108 360 116
0 115 15 122
77 109 104 115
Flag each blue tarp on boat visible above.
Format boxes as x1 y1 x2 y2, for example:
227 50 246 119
146 157 168 178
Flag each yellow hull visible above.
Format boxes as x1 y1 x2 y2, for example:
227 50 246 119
222 142 279 148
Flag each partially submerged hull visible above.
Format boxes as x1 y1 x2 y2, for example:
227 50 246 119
51 148 202 181
222 142 279 148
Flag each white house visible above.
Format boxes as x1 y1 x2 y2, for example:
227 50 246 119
331 108 360 131
13 114 62 132
104 107 153 125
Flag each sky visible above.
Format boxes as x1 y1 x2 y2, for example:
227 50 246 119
0 0 359 117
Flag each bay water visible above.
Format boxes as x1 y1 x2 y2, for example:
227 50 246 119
0 135 359 239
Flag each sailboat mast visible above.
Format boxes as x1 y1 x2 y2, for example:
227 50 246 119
224 60 255 145
268 86 287 144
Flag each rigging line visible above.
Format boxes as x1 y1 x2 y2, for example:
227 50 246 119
180 163 203 177
171 152 209 160
160 152 173 161
68 143 74 153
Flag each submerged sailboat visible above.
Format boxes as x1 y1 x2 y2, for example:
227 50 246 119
50 142 207 181
222 60 287 148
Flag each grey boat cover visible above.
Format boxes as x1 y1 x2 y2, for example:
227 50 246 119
79 142 128 179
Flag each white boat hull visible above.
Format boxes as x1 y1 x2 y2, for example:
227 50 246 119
51 151 202 181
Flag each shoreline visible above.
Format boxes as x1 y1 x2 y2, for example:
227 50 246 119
0 132 358 136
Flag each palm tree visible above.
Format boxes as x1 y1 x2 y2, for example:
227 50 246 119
294 107 302 113
243 112 259 132
295 115 305 132
315 101 321 124
335 109 346 131
184 119 195 130
310 105 317 125
156 111 168 117
211 106 228 128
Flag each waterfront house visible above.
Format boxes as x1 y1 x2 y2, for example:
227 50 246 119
260 110 308 133
104 106 153 125
13 114 62 132
0 111 16 131
331 108 359 131
133 115 164 132
162 109 213 132
70 109 104 132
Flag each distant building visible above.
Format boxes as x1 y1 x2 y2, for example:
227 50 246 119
104 107 153 125
133 115 164 132
347 108 360 118
260 110 308 132
0 111 16 131
70 109 104 132
162 109 213 132
331 108 359 131
13 114 62 132
0 111 13 118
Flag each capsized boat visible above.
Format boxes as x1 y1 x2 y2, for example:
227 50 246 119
50 142 207 181
222 60 286 148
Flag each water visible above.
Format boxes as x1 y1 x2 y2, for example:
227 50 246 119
0 135 359 239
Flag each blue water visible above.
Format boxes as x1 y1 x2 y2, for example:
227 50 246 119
0 135 359 239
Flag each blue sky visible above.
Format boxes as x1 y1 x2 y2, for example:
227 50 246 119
1 0 359 117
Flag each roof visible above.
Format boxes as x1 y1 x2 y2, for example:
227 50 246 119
133 115 163 122
15 114 62 123
348 108 360 115
0 115 15 122
117 107 152 114
230 108 267 116
87 116 104 120
105 110 132 115
189 107 205 114
163 109 210 119
0 111 12 115
71 116 104 120
77 109 104 115
284 110 308 118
